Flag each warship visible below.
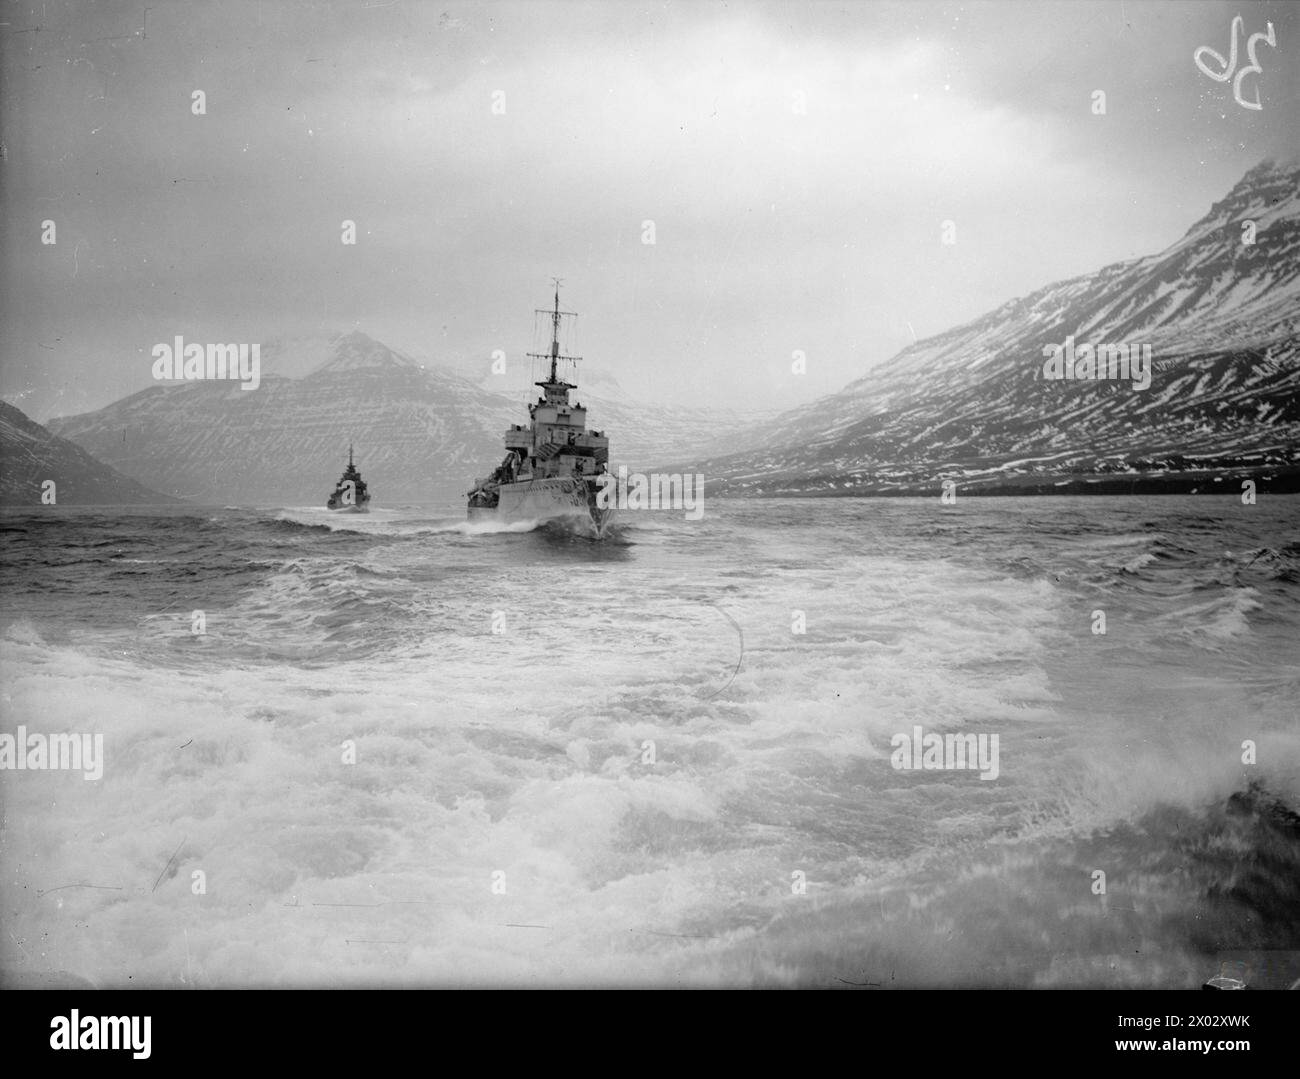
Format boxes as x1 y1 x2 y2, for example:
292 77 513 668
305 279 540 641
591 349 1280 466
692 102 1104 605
326 444 371 513
467 284 614 535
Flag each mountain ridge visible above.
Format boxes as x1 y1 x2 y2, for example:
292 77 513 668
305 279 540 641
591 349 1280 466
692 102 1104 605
670 157 1300 495
0 401 179 506
45 331 771 504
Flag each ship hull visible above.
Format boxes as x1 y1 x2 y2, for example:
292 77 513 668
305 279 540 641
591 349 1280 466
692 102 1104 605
326 502 370 514
470 477 615 535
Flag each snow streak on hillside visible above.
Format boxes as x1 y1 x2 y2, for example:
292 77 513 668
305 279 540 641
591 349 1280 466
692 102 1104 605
681 159 1300 496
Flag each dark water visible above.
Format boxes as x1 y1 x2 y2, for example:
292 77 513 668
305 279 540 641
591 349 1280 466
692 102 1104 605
0 496 1297 987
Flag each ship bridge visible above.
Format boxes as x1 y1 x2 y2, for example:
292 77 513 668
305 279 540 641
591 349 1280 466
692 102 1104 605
479 282 610 491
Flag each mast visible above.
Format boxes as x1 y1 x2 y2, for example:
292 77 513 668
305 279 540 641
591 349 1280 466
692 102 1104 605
549 279 561 384
529 278 580 390
349 442 354 468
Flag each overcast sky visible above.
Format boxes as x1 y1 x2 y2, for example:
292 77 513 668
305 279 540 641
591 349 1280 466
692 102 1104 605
2 0 1297 421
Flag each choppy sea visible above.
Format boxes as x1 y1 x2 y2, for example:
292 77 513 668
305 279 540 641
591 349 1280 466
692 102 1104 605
1 495 1297 987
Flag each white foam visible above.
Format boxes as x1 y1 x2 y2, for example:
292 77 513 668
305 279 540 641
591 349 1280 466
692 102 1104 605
274 507 540 536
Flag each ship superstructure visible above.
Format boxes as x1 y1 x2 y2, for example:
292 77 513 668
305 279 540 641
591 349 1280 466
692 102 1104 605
467 284 614 535
326 444 371 512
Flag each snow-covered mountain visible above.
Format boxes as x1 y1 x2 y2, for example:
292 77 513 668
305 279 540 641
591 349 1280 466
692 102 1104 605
45 333 514 504
0 401 176 505
45 331 768 505
677 158 1300 495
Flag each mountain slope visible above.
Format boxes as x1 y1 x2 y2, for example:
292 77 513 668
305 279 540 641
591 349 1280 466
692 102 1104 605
679 158 1300 495
46 331 767 504
0 401 178 506
47 333 515 505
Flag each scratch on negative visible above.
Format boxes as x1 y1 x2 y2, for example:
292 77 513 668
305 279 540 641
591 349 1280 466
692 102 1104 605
700 603 744 700
8 931 30 960
152 837 187 892
36 883 124 897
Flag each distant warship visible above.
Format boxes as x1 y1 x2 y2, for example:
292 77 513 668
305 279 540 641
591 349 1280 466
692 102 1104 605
326 444 371 513
466 284 615 536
